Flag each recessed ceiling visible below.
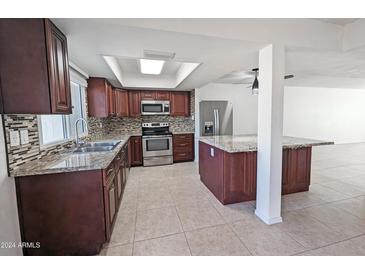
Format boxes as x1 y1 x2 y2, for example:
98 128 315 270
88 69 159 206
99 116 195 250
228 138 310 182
104 56 200 89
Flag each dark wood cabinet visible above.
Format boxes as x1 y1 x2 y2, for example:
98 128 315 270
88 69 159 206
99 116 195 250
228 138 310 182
140 91 156 100
140 90 170 101
199 141 313 205
156 91 170 100
115 88 129 117
16 171 106 255
0 19 71 114
129 136 143 166
103 163 117 240
173 133 194 162
87 77 116 118
128 91 141 117
15 141 132 255
171 91 190 117
107 84 116 116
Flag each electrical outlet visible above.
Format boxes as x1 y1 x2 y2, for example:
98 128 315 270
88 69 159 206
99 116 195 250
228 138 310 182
20 129 29 145
210 147 215 157
10 131 20 147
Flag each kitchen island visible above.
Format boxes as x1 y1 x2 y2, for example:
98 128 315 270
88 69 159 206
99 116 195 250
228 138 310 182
199 135 333 205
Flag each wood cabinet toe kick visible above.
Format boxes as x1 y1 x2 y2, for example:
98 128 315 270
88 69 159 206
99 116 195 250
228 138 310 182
199 141 312 205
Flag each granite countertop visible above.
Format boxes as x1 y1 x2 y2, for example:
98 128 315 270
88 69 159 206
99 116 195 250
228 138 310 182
199 135 334 153
11 134 135 177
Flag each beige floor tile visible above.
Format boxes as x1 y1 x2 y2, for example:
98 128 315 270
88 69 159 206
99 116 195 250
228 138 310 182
231 217 306 255
99 244 133 256
277 211 349 249
133 233 191 256
108 209 136 247
134 207 183 241
137 187 174 211
309 184 351 202
176 203 225 231
302 204 365 238
281 192 325 212
299 235 365 256
170 187 211 207
332 197 365 219
321 181 365 197
185 225 251 256
209 198 256 223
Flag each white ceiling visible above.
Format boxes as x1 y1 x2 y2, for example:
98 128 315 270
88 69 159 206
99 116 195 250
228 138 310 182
51 18 365 90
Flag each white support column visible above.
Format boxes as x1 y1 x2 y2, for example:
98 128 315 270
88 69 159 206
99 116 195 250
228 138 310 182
255 44 285 225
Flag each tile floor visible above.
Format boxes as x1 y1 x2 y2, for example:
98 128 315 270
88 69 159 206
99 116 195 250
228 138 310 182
100 143 365 256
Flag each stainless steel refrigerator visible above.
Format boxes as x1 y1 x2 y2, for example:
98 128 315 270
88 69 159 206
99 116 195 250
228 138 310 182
199 100 233 136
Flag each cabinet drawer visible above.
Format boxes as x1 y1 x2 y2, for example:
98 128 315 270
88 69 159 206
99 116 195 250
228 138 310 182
173 151 194 162
173 141 193 151
173 134 193 142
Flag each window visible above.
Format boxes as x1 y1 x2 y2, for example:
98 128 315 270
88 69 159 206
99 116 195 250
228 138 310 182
38 81 87 146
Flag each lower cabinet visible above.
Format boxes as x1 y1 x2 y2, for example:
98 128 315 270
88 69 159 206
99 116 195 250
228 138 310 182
103 162 118 240
129 136 143 166
14 141 132 255
173 133 194 162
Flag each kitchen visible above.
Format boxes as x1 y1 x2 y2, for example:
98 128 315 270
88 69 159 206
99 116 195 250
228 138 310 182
1 16 365 260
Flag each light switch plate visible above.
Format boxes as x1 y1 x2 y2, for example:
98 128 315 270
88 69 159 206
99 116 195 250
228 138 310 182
210 147 215 157
20 129 29 145
10 131 20 147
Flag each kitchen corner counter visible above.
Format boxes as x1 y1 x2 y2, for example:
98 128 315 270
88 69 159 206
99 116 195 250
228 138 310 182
199 135 333 153
172 131 195 135
10 134 134 177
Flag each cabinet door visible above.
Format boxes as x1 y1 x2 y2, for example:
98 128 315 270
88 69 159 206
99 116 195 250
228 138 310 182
130 136 143 166
107 84 116 116
108 179 117 228
140 91 156 100
115 89 129 117
171 91 190 117
128 91 141 117
156 91 170 100
45 19 72 114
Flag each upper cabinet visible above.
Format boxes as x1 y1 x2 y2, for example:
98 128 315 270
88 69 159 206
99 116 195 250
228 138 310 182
87 77 115 118
140 90 170 101
171 91 190 117
0 19 71 114
128 91 141 117
115 88 129 117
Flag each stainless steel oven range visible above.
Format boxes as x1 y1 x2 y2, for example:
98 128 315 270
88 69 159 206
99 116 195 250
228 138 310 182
142 122 173 167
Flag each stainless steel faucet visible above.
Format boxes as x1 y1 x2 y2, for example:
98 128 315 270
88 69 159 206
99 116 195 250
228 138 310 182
75 118 88 147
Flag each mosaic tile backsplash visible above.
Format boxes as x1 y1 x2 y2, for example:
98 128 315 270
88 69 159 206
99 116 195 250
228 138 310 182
3 91 195 172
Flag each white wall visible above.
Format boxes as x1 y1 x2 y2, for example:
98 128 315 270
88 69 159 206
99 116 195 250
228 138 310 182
0 116 22 256
195 83 258 136
194 83 258 160
195 83 365 150
283 86 365 144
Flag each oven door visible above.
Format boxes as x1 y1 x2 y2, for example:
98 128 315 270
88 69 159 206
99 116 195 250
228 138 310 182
142 136 173 157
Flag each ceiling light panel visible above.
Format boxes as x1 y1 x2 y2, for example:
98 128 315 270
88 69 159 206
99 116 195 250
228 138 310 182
139 59 165 75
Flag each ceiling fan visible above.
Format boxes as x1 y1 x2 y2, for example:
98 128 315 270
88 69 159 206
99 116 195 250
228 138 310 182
249 68 294 95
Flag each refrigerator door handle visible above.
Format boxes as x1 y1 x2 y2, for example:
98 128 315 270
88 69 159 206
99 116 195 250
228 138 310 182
215 109 220 135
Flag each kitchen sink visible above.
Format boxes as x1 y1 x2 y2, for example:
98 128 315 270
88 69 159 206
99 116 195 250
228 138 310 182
73 140 121 153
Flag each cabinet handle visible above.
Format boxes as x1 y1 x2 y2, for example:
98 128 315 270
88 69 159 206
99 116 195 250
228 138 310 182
116 156 121 160
179 143 187 146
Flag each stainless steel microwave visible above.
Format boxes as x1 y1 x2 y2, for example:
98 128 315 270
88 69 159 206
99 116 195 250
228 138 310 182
141 100 170 115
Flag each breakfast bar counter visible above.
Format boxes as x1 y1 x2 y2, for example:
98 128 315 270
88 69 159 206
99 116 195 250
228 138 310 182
199 135 333 205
